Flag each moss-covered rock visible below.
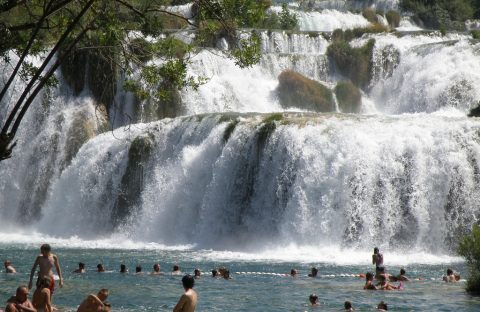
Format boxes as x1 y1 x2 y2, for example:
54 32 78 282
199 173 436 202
335 81 362 113
327 39 375 90
276 70 334 112
363 9 379 23
468 102 480 117
112 133 155 227
386 10 401 28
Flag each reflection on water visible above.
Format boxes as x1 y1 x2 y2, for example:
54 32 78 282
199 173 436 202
0 245 478 311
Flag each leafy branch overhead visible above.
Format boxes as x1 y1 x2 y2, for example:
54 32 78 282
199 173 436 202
0 0 299 161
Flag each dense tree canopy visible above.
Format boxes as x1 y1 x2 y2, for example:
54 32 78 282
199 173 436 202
0 0 297 161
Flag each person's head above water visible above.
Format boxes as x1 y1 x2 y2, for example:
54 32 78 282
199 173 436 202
173 265 180 271
290 269 297 276
136 266 142 273
153 263 160 272
182 274 195 290
309 293 318 305
400 268 406 275
447 268 453 275
344 301 353 310
377 301 388 310
366 272 374 281
97 264 105 272
309 267 318 277
120 264 127 273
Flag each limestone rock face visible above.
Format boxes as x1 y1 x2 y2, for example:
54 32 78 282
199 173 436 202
277 70 334 113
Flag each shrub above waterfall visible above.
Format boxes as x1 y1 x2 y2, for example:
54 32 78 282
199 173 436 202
276 70 334 112
458 224 480 293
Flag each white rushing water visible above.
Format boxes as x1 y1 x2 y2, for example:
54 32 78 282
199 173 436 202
1 7 480 264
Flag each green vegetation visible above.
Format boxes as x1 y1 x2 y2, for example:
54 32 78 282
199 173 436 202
362 9 379 24
276 70 334 112
400 0 480 30
472 30 480 39
327 38 376 90
334 81 362 114
0 0 278 161
223 119 240 142
458 224 480 293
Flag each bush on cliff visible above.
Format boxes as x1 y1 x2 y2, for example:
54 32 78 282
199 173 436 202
277 70 334 112
335 81 362 113
327 39 375 90
458 224 480 293
386 10 401 28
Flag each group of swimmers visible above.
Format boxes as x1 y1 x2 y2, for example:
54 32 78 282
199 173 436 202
2 245 463 311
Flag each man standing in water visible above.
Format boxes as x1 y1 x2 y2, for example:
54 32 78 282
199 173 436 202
372 247 384 276
173 275 197 312
28 244 63 297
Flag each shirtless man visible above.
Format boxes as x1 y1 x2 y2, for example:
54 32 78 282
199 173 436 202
77 289 109 312
4 260 16 273
32 276 52 312
172 265 182 275
28 244 63 296
372 247 384 276
308 294 319 306
390 268 410 282
96 264 105 273
5 285 37 312
443 268 457 282
173 275 197 312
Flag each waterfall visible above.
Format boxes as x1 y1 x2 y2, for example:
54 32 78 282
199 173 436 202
2 6 480 257
33 113 480 252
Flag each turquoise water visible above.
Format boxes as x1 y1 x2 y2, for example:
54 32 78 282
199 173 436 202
0 245 478 311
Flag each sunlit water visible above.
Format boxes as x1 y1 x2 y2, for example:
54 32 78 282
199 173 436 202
0 241 476 312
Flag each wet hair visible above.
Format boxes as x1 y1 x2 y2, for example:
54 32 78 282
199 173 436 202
377 301 388 310
173 265 180 271
97 264 104 270
373 247 379 254
309 293 318 304
40 244 51 253
120 264 127 273
136 266 142 273
211 269 218 277
366 272 374 281
290 269 297 276
194 268 200 276
79 262 85 268
153 264 160 271
447 268 453 275
400 268 406 275
344 301 352 309
310 267 318 277
182 274 195 289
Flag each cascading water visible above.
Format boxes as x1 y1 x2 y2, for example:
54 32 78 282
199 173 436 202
2 2 480 261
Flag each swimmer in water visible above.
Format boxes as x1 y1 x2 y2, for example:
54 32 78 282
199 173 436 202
290 269 298 277
135 266 143 274
152 263 162 275
363 272 377 290
120 264 128 273
97 264 105 272
390 268 410 282
73 262 85 273
194 269 201 278
4 260 16 273
344 301 354 311
28 244 63 297
377 301 388 310
32 276 52 312
211 269 219 278
173 275 198 312
172 265 182 275
309 294 319 306
308 267 318 277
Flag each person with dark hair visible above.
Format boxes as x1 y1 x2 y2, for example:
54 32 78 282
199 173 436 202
32 276 52 312
135 266 143 274
96 264 105 273
443 268 457 282
28 244 63 297
391 268 410 282
290 269 298 277
120 264 128 273
172 265 182 275
344 301 354 311
152 264 162 275
211 269 219 277
363 272 377 290
76 289 109 312
377 301 388 310
308 294 319 306
5 286 36 312
73 262 85 273
372 247 384 276
308 267 318 277
194 269 201 278
4 260 16 273
377 274 397 290
173 275 197 312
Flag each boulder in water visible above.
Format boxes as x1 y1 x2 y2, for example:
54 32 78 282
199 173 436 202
276 70 334 112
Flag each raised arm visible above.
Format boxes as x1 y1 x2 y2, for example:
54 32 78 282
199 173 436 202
28 257 39 290
53 255 63 287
